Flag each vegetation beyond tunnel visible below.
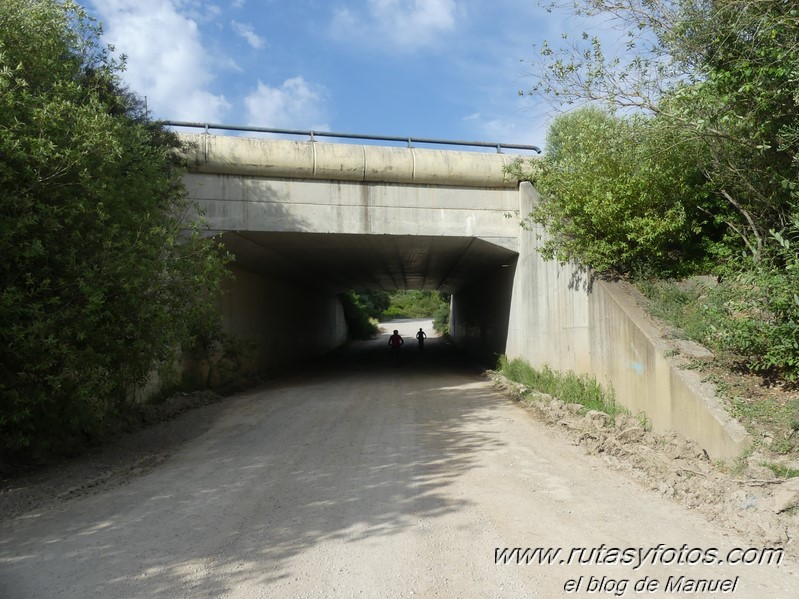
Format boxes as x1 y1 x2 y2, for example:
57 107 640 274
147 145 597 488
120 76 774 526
340 290 450 340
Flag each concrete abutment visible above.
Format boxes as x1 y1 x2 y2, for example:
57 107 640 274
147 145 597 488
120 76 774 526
220 264 348 374
502 182 750 460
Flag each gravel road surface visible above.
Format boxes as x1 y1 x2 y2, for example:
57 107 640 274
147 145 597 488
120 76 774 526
1 319 797 598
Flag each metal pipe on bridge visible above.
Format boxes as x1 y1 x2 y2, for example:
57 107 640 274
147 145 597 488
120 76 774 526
161 121 542 154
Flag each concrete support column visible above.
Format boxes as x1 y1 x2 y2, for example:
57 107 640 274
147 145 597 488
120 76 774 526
505 182 592 372
450 261 517 366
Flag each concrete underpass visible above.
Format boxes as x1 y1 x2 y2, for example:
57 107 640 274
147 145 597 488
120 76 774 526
182 133 525 371
5 314 795 597
179 132 750 460
1 134 790 598
219 230 518 368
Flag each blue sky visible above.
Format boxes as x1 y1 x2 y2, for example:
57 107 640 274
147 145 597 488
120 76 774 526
86 1 590 148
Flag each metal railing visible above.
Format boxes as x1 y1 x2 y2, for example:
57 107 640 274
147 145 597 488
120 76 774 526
161 120 542 154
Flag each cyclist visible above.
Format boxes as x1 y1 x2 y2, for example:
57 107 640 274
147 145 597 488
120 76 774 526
388 330 404 365
415 328 427 351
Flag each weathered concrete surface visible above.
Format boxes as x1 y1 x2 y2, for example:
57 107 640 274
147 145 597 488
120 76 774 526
179 133 520 187
219 263 347 374
179 133 520 253
1 331 794 598
450 258 517 363
186 174 520 252
503 183 750 461
176 133 523 379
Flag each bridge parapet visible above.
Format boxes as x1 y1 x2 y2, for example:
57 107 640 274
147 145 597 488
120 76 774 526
178 133 524 188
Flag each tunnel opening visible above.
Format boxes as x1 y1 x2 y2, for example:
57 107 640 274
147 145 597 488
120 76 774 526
215 231 519 378
284 317 496 384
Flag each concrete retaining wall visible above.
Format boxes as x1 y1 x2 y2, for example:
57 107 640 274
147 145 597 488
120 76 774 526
220 264 348 372
504 182 750 461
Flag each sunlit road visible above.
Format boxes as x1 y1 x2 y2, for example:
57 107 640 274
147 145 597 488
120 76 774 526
1 319 797 598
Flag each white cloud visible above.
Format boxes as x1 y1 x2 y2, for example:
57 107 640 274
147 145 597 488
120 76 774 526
330 0 458 52
244 77 329 131
462 102 549 151
231 20 265 49
89 0 230 122
480 117 541 144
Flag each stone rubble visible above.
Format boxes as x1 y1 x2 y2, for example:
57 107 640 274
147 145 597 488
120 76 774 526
488 370 799 558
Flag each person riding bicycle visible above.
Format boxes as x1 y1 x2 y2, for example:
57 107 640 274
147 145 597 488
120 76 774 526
388 330 404 349
388 330 404 365
415 328 427 351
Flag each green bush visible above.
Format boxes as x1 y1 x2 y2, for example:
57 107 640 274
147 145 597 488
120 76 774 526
509 108 718 277
339 291 379 339
352 289 390 320
381 306 411 320
382 290 449 320
638 222 799 381
0 0 231 459
432 301 450 335
517 0 799 387
710 225 799 380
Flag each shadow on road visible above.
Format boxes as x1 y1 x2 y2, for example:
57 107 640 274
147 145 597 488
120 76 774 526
0 320 511 597
302 318 493 378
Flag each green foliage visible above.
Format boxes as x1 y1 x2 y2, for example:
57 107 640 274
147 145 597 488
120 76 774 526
339 291 379 340
340 289 448 339
432 298 450 335
497 355 626 418
527 0 799 262
382 290 449 320
710 224 799 380
636 277 725 344
0 0 231 458
522 0 799 384
352 289 390 320
660 0 799 255
510 107 718 275
638 227 799 381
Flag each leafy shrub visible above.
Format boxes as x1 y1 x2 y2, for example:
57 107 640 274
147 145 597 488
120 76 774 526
339 291 379 339
382 290 449 320
509 107 722 277
713 224 799 380
352 289 390 320
432 301 450 335
0 1 231 459
638 222 799 381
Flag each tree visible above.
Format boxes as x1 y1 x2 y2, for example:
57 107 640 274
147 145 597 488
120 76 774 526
525 0 799 258
0 0 230 457
339 291 380 339
522 0 799 378
509 106 717 275
353 289 391 320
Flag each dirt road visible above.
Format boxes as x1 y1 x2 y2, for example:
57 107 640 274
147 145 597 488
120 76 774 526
1 319 797 598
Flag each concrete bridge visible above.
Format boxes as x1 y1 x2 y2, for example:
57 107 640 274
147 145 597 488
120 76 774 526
179 132 526 364
178 132 749 460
